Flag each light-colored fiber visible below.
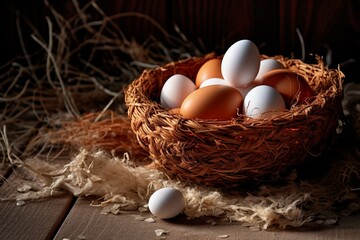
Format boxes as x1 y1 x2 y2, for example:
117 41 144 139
6 141 360 230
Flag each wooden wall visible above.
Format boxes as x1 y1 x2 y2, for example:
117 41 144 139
1 0 359 82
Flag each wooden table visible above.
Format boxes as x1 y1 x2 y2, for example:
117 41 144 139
1 165 360 240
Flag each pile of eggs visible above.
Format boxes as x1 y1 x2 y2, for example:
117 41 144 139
160 39 314 120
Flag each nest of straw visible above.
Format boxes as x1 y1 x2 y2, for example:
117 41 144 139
125 52 344 187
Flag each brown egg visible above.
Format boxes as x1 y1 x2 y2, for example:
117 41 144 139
180 85 243 120
260 69 313 107
195 59 223 87
169 108 181 115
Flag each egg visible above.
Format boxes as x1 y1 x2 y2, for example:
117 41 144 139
148 187 185 219
195 59 223 87
200 78 258 99
237 81 259 99
260 69 313 107
199 78 229 88
180 85 243 120
160 74 196 109
169 108 181 115
221 39 260 87
243 85 286 119
254 59 285 83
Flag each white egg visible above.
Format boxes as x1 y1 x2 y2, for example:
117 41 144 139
236 82 258 99
199 77 258 99
199 78 229 88
243 85 285 119
160 74 196 109
148 187 185 219
254 59 285 83
221 39 260 87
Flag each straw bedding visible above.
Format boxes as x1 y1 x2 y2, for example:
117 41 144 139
1 0 360 230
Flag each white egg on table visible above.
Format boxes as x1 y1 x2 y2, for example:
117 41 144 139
160 74 196 109
243 85 285 119
221 39 260 87
148 187 185 219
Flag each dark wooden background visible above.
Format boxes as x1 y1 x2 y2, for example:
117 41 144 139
1 0 359 82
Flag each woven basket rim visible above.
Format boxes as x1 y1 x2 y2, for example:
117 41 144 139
125 53 344 129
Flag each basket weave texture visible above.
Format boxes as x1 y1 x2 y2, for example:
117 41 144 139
125 53 344 187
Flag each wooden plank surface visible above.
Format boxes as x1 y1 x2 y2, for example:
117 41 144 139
1 174 360 240
54 198 360 240
0 163 11 187
0 173 75 240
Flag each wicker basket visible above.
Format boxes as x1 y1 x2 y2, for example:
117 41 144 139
125 52 344 187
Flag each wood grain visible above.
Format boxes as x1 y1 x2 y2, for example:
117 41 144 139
0 173 74 240
54 198 360 240
252 0 280 56
1 0 359 67
171 0 254 53
96 0 168 43
278 0 359 62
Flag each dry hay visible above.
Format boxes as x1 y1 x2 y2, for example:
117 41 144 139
1 0 360 230
0 0 200 164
